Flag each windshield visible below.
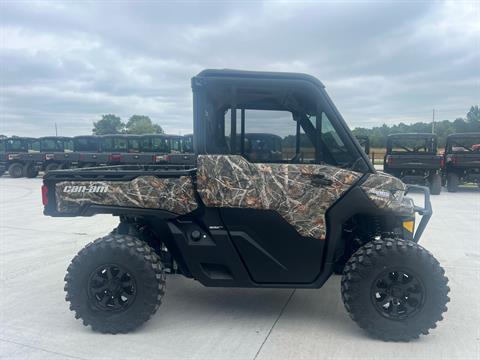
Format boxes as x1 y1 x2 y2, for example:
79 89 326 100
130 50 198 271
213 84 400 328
128 138 141 153
170 138 182 152
102 137 127 152
74 137 99 152
140 136 169 153
389 137 436 154
6 139 31 152
41 139 64 152
182 136 193 153
447 137 480 153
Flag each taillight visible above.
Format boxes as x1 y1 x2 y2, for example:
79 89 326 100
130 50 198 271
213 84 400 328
387 155 394 165
41 185 49 206
440 157 445 167
451 155 457 165
108 154 122 161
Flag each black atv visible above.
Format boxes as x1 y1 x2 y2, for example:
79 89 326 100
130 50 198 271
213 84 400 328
383 133 443 195
73 135 109 168
42 69 449 341
35 136 78 173
0 137 40 178
443 132 480 192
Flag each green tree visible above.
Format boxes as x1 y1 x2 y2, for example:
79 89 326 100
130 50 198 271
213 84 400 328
92 114 125 135
351 105 479 148
125 115 164 134
466 105 480 123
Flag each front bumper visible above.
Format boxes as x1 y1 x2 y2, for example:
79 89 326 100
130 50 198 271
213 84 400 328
405 184 432 242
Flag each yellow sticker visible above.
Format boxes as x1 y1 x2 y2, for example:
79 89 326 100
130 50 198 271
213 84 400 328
403 220 415 233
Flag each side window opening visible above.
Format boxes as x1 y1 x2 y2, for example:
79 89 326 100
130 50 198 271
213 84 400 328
224 108 316 164
203 83 365 170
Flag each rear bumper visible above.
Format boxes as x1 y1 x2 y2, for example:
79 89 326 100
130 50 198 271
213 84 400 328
405 185 432 242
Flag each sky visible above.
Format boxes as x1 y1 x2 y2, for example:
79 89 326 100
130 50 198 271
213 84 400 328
1 0 479 137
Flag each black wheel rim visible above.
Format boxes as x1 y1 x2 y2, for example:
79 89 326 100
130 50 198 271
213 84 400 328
371 269 425 320
87 264 137 312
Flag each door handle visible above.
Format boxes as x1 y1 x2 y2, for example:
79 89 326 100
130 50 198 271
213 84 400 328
311 174 333 186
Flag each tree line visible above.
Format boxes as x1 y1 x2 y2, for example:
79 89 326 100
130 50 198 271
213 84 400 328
351 105 480 148
2 106 478 144
92 114 164 135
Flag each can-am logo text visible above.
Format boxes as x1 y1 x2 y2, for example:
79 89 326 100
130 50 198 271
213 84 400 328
63 185 108 193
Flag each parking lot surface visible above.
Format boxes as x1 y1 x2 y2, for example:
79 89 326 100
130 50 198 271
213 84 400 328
1 177 479 360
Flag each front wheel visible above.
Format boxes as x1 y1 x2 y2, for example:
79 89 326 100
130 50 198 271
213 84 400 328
429 173 442 195
8 163 24 178
23 164 39 178
64 234 166 333
341 239 449 341
44 163 59 173
447 173 459 192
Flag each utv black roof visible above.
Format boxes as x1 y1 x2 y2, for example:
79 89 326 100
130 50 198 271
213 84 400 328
7 137 36 141
99 134 128 138
39 136 72 140
73 135 98 139
447 132 480 139
195 69 325 88
388 133 437 139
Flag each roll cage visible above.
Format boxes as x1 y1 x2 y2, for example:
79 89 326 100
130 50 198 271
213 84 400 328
445 133 480 153
386 133 437 155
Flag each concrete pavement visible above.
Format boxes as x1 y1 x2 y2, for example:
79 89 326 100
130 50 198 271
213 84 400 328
1 177 479 360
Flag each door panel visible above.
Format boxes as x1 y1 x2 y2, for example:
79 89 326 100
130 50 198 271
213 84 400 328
196 155 360 239
221 208 324 283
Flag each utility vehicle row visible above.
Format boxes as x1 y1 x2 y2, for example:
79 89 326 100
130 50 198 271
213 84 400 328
0 134 194 178
382 133 480 194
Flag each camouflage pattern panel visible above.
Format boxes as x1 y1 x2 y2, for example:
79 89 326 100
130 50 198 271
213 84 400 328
55 175 197 214
196 155 361 239
361 172 414 215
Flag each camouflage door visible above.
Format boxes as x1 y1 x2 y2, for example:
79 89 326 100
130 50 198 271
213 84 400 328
196 154 360 240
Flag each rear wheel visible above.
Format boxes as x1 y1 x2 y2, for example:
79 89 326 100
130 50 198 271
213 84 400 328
23 164 39 178
341 238 449 341
65 234 166 333
429 173 442 195
8 163 24 178
447 173 459 192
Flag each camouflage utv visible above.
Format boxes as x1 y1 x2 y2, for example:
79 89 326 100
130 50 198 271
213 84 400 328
42 69 449 341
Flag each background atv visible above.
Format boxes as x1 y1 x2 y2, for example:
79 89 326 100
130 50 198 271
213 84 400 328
0 137 40 178
383 133 443 195
443 132 480 192
43 69 449 341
